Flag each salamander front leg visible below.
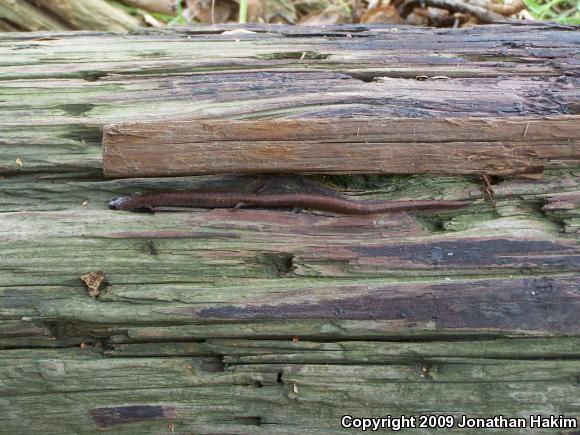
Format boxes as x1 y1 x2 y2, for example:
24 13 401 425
138 204 157 213
231 202 246 211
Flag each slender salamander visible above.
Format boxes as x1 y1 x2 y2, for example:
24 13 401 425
109 192 468 214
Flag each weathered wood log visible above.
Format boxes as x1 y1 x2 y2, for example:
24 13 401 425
119 0 179 15
1 23 579 175
1 344 578 433
0 0 68 32
27 0 140 32
0 0 139 32
399 0 505 22
103 116 579 177
0 24 579 434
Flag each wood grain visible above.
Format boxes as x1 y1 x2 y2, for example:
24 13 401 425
1 23 579 176
103 116 580 177
1 24 579 434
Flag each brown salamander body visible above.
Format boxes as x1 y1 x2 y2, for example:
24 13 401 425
109 192 468 214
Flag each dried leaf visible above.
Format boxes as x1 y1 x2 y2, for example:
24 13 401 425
186 0 236 23
262 0 297 23
361 4 404 23
80 270 107 298
246 0 266 22
299 5 350 25
487 0 525 16
119 0 180 15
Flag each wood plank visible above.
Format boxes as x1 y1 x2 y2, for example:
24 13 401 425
103 116 580 177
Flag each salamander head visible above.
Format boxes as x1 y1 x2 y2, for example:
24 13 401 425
109 193 152 212
109 195 133 210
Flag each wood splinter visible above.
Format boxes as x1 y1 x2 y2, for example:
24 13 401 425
102 116 580 179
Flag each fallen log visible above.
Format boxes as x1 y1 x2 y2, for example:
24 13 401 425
1 23 579 434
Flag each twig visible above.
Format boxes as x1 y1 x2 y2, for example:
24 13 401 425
480 172 496 206
399 0 504 23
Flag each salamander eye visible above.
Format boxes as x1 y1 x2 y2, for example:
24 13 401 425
108 197 119 210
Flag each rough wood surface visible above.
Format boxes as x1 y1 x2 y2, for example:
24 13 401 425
0 24 579 434
103 116 580 177
0 0 67 31
27 0 140 32
0 0 139 32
